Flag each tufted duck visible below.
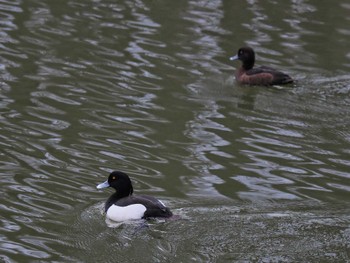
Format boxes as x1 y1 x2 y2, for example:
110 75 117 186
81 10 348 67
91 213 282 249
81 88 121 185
230 47 293 86
97 171 173 222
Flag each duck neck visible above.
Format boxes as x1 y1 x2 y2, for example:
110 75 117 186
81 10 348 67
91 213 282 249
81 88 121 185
242 60 254 70
117 185 133 199
104 188 133 212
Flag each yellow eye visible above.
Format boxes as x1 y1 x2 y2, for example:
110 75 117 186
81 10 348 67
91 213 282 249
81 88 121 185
112 176 116 180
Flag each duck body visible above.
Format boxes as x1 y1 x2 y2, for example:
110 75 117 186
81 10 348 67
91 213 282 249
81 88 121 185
230 47 293 86
97 171 172 222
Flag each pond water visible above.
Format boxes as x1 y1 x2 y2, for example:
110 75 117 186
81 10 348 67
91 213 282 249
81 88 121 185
1 0 350 262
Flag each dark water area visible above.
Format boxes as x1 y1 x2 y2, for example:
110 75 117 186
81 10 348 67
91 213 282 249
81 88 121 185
1 0 350 262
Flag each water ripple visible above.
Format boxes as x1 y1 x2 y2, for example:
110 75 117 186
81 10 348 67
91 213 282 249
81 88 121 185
1 0 350 261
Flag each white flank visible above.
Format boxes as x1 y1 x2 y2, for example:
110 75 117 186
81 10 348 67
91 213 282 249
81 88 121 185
106 204 147 222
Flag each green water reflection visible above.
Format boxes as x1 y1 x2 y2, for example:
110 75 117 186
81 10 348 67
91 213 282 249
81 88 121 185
1 0 350 262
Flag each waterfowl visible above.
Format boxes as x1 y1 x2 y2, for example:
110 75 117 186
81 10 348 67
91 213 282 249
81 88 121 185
97 171 172 222
230 47 293 86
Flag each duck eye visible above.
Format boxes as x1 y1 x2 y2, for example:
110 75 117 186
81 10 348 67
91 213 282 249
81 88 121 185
112 176 116 180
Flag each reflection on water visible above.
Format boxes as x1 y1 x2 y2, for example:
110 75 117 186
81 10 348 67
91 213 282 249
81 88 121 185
1 0 350 261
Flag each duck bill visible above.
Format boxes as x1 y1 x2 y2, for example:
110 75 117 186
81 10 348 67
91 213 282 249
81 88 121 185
97 180 110 189
229 54 239 61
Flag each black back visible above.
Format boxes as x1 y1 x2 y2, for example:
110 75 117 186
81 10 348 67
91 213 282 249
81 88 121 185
111 194 172 218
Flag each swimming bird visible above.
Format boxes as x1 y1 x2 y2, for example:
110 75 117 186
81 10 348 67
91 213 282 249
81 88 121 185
97 171 173 222
230 47 293 86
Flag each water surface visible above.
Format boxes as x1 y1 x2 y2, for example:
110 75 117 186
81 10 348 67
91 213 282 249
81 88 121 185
1 0 350 262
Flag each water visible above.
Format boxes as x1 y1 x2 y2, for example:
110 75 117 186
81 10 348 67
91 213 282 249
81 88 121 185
1 0 350 262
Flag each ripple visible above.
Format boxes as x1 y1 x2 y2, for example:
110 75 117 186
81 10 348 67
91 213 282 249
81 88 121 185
68 202 350 262
1 0 350 262
0 240 50 259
